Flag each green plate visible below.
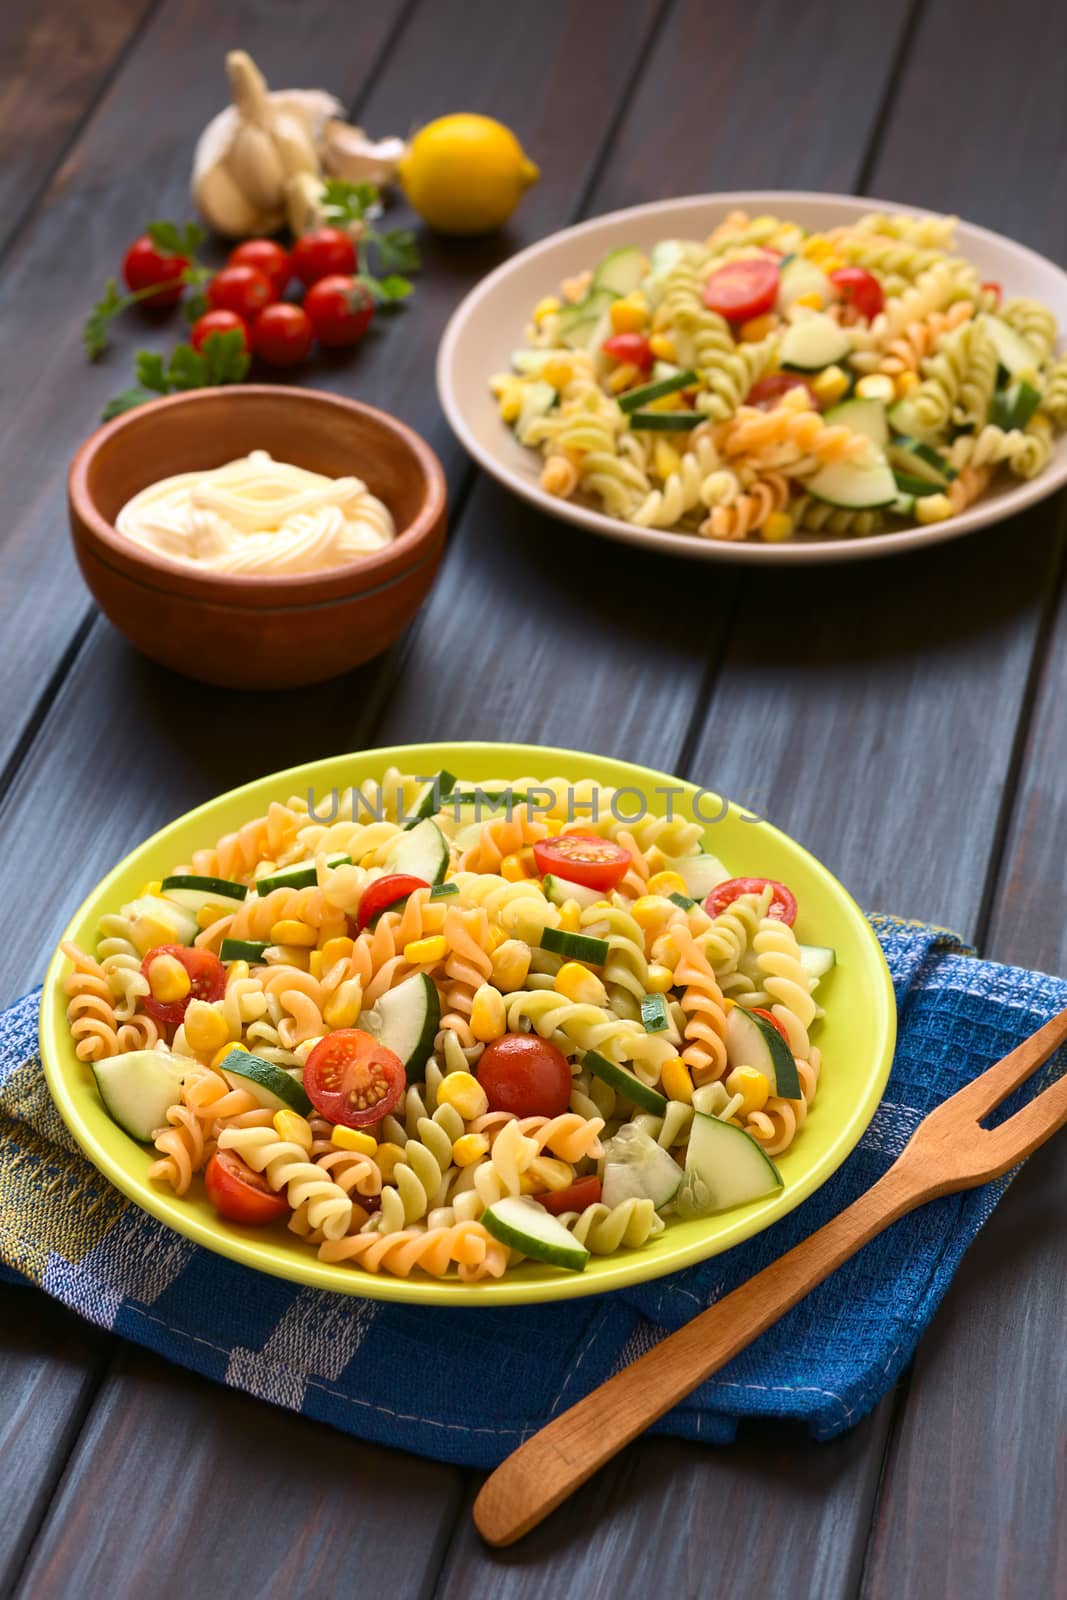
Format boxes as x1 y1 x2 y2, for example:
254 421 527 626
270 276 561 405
40 742 895 1306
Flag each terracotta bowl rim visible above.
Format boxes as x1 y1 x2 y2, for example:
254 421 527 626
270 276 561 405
68 385 447 606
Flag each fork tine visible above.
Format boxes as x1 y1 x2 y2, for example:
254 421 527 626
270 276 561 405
941 1005 1067 1122
979 1062 1067 1174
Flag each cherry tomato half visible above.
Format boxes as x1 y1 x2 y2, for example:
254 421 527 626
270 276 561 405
746 372 820 410
702 257 779 321
204 1148 290 1225
828 266 884 322
228 238 292 297
746 1005 792 1046
601 332 654 372
704 878 798 926
540 1175 603 1215
252 303 314 367
291 227 358 287
190 309 249 354
476 1034 572 1119
981 280 1002 308
207 264 274 320
304 275 375 347
140 944 226 1026
356 874 431 932
304 1029 406 1127
122 234 189 306
532 834 631 892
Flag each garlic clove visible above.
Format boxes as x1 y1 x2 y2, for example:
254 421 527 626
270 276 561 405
323 121 407 188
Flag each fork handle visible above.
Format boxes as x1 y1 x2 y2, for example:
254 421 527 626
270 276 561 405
474 1162 925 1546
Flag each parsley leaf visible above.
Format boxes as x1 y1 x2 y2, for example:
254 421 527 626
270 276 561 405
198 329 251 385
146 219 205 258
103 331 250 421
368 227 420 275
100 386 157 422
320 179 379 227
134 351 170 393
83 278 125 360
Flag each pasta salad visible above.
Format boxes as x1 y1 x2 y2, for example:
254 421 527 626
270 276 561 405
490 209 1067 543
60 770 834 1282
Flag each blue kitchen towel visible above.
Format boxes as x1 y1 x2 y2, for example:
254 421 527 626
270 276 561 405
1 916 1064 1469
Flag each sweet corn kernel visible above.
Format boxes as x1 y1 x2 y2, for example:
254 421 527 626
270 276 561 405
915 493 952 524
452 1132 490 1167
211 1040 247 1070
404 935 446 965
895 370 920 395
648 332 678 362
653 440 682 479
146 952 191 1004
270 919 317 948
607 361 641 393
801 234 831 260
725 1065 771 1115
320 936 355 967
556 899 582 933
323 988 362 1030
309 951 326 979
197 904 228 930
793 290 824 310
631 895 673 932
645 963 674 994
543 817 564 835
554 961 607 1007
661 1056 694 1104
647 871 688 898
855 373 895 403
484 924 506 954
534 295 561 323
810 364 850 404
331 1125 377 1156
542 356 574 390
491 939 531 993
722 997 737 1012
360 851 379 867
183 1002 230 1053
496 853 524 883
761 511 795 543
273 1109 313 1149
470 982 507 1042
141 880 163 898
739 313 778 342
437 1071 489 1120
521 1156 574 1193
226 961 250 988
375 1142 405 1183
267 945 310 971
609 294 648 334
498 389 523 423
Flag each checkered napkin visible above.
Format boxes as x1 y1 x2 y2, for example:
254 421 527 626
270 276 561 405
1 918 1064 1469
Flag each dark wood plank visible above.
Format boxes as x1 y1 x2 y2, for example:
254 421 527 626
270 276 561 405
15 1347 464 1600
0 0 157 258
0 1288 110 1594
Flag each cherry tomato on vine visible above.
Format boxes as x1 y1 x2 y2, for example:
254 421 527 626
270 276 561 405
532 834 631 893
228 238 292 297
702 257 779 321
828 266 884 322
140 945 226 1026
122 235 189 306
252 303 314 367
541 1176 603 1215
291 227 358 286
190 309 249 353
746 372 820 410
303 275 375 347
355 874 430 932
601 332 654 371
207 264 274 320
704 878 798 926
304 1030 406 1128
476 1034 572 1119
204 1149 290 1225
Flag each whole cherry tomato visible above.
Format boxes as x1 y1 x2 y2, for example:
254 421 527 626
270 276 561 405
190 309 249 353
228 238 292 297
204 1149 290 1225
304 1030 406 1127
207 264 274 320
291 227 358 286
122 234 189 306
303 275 375 347
828 266 884 322
252 303 314 367
476 1034 572 1118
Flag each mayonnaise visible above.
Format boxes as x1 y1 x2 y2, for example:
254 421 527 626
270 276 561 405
115 450 395 576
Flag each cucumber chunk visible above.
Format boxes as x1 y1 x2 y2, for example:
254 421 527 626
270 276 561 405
886 395 939 443
384 818 449 884
601 1124 683 1211
558 288 618 351
511 348 569 376
254 854 350 894
120 895 199 954
675 1112 783 1218
220 938 270 963
593 245 646 298
891 491 916 517
482 1195 590 1270
640 994 670 1033
539 927 609 964
805 453 898 510
161 873 247 912
407 769 458 821
618 369 698 413
677 852 730 900
627 409 697 432
824 397 889 450
585 1050 667 1116
219 1048 312 1114
363 972 441 1082
892 471 942 498
647 239 691 282
93 1050 191 1142
798 943 836 981
542 874 604 911
515 380 557 444
779 311 851 371
981 313 1041 378
887 436 957 487
724 1006 801 1099
989 378 1042 432
776 257 833 314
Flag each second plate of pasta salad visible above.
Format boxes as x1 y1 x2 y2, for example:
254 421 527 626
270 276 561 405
439 194 1067 564
41 745 895 1304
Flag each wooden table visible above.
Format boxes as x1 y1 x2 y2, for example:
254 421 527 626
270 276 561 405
2 1 1065 1593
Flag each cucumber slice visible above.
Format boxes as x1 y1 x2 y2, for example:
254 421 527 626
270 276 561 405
618 369 698 413
824 397 889 450
558 288 618 351
675 1112 783 1218
601 1124 683 1210
93 1049 190 1142
669 891 696 911
254 854 350 894
891 492 916 517
363 972 441 1082
886 395 939 443
627 410 697 432
640 994 670 1033
219 1048 312 1114
161 873 247 911
511 348 569 375
724 1006 801 1098
893 471 942 498
776 256 833 314
798 943 836 981
981 313 1041 378
515 380 557 444
542 874 604 911
989 378 1042 432
887 436 957 488
482 1195 590 1270
384 818 449 884
805 453 898 510
779 311 851 372
585 1050 667 1116
402 769 458 829
120 895 199 954
593 245 646 298
647 239 690 282
652 359 683 382
220 938 269 963
539 927 609 964
677 852 730 900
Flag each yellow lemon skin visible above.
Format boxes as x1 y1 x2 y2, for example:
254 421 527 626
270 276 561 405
398 114 540 235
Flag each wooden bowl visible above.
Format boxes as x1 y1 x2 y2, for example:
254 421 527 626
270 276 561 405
68 386 447 689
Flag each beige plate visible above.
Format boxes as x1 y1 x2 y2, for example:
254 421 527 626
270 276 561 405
437 191 1067 565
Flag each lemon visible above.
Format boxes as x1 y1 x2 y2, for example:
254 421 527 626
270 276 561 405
398 114 540 236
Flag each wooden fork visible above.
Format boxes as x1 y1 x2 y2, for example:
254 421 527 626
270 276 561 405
474 1005 1067 1547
